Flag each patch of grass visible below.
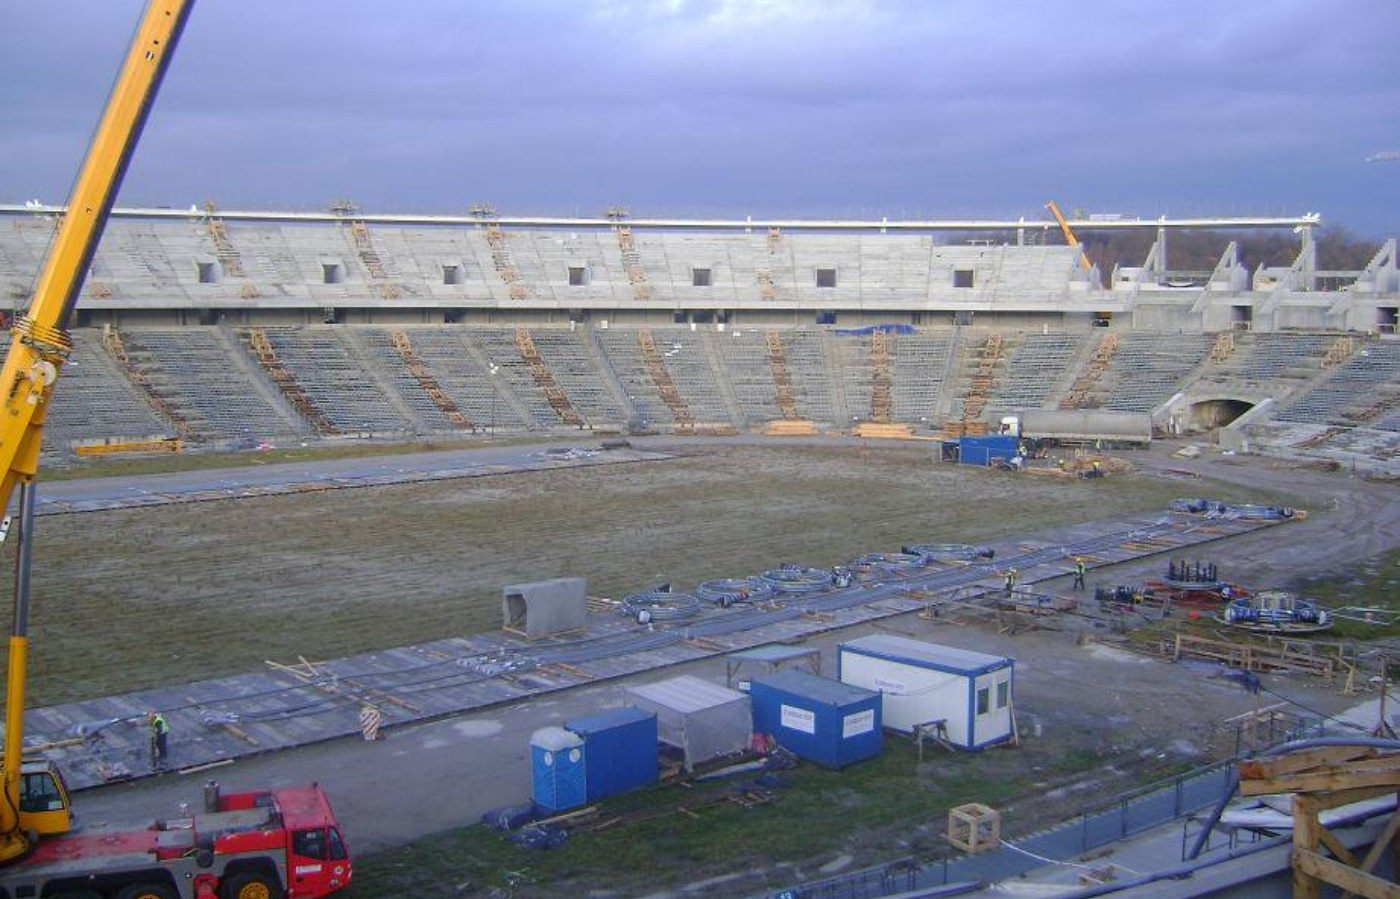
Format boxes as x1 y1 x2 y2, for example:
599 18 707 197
1118 545 1400 643
1296 545 1400 639
40 436 553 481
345 737 1115 898
1046 747 1108 775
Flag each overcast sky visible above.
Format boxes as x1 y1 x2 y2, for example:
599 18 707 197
3 0 1399 237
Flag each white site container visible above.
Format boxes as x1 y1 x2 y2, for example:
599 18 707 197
837 634 1014 750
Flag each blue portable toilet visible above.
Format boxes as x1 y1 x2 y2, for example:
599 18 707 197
565 707 659 802
750 669 882 769
530 726 586 813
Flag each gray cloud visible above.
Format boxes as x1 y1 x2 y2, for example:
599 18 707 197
1 0 1397 234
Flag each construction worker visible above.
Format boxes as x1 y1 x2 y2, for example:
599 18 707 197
147 711 170 769
1073 558 1087 590
1004 568 1018 595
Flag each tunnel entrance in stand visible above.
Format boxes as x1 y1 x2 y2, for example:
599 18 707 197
1189 398 1255 432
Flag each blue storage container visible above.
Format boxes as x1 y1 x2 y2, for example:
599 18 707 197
750 670 882 769
565 707 659 801
959 435 1019 466
530 726 586 813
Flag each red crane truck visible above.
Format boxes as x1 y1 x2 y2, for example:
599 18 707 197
0 781 351 899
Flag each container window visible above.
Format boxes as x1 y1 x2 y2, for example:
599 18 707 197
692 267 712 287
996 680 1009 710
953 269 975 288
816 267 837 288
976 686 990 715
568 266 588 286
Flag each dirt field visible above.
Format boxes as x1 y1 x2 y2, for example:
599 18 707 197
13 440 1295 707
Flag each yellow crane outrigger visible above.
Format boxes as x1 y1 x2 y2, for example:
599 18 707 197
1045 200 1093 272
0 0 195 863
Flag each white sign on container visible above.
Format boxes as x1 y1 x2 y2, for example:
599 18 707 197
780 704 816 734
842 709 875 738
873 676 907 694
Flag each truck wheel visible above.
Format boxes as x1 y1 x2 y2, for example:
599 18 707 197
221 871 284 899
116 885 177 899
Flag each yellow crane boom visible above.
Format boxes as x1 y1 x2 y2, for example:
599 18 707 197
1045 200 1093 272
0 0 195 863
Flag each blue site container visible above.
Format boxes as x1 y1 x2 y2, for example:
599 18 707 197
749 669 882 769
530 726 586 813
565 707 659 801
959 435 1019 466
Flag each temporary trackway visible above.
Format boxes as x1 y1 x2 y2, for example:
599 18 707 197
24 503 1291 792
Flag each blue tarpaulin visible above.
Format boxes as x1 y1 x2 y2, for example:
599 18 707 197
958 435 1019 466
831 324 916 336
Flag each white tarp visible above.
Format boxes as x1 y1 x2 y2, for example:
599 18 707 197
624 674 751 771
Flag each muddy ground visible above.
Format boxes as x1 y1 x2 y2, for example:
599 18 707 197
12 439 1301 707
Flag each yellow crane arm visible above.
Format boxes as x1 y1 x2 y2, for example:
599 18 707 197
1045 200 1093 272
0 0 195 864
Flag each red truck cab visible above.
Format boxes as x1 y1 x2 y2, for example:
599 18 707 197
4 782 351 899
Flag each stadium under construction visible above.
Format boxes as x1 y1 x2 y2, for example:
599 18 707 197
1 200 1398 899
0 204 1396 473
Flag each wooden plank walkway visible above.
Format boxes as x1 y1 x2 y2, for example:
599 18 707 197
25 506 1289 791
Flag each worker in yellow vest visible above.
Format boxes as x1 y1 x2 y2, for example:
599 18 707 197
147 711 170 770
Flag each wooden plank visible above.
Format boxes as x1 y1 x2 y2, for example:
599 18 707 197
1316 822 1361 868
1239 746 1381 779
1294 795 1323 899
1356 801 1400 877
1241 768 1400 796
1254 756 1400 789
1295 848 1400 899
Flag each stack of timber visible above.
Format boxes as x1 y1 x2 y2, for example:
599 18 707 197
764 419 818 436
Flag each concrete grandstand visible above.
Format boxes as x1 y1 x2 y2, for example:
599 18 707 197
0 204 1396 472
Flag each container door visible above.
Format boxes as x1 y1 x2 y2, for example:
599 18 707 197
289 826 352 897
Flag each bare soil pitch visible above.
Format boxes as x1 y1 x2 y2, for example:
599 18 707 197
13 440 1294 707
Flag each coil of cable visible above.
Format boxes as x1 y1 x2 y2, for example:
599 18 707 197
850 551 926 575
620 590 702 621
903 543 996 564
1221 503 1294 521
696 577 775 607
761 566 831 594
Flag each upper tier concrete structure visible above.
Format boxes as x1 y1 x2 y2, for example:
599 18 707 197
2 206 1393 333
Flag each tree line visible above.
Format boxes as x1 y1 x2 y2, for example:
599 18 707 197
1076 225 1381 280
948 225 1381 285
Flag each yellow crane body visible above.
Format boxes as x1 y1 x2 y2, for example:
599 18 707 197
0 0 195 863
1045 200 1093 272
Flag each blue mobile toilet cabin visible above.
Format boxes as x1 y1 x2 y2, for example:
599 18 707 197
750 669 882 769
564 707 659 802
530 726 587 813
837 634 1014 751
